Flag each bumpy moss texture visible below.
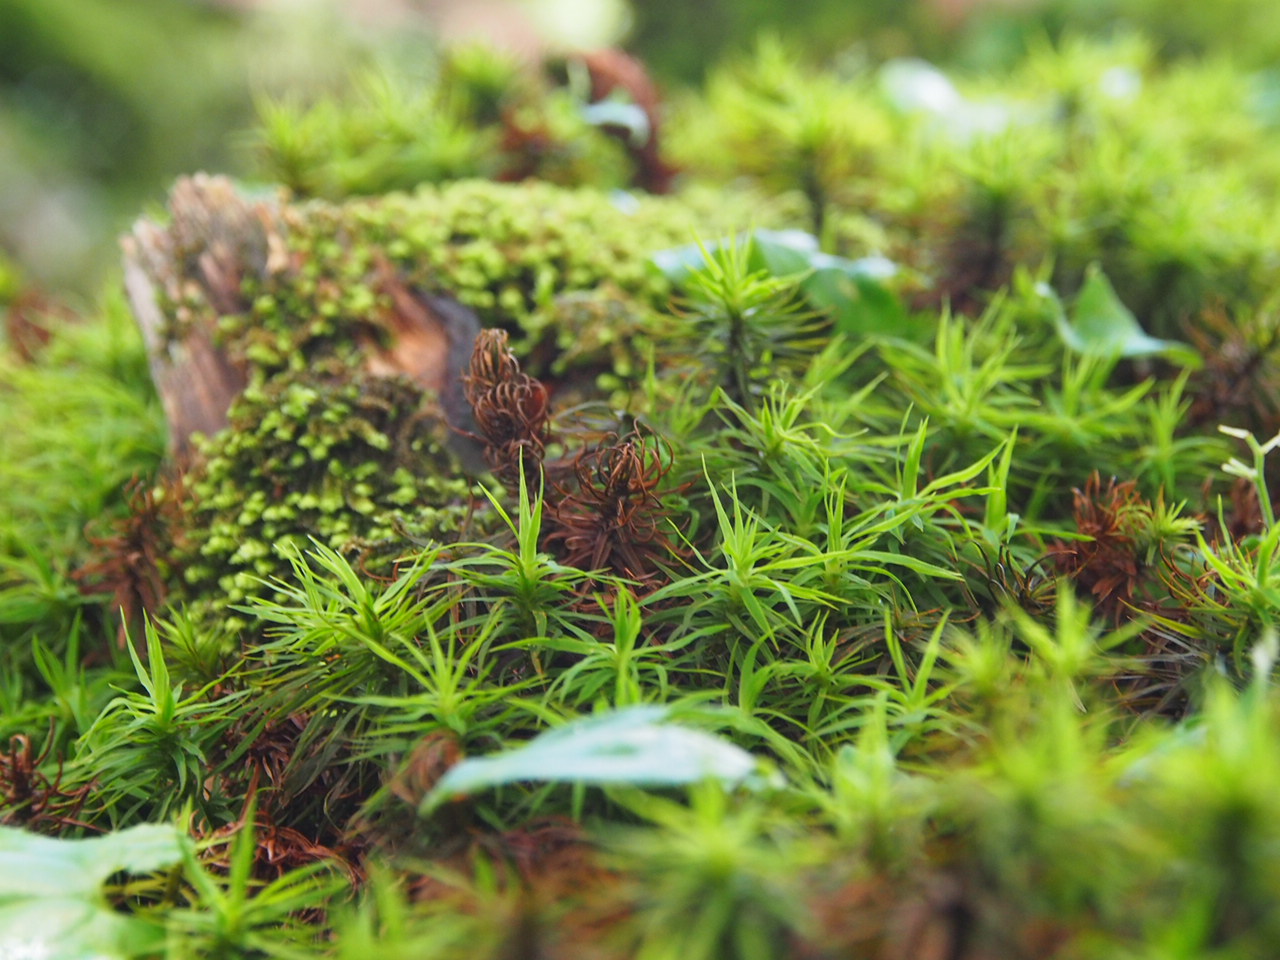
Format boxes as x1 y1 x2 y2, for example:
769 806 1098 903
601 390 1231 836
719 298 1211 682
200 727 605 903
19 28 1280 960
153 178 774 617
237 179 715 378
179 371 474 615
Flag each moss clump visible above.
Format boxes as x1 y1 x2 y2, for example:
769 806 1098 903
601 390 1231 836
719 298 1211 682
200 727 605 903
25 24 1280 960
253 53 635 199
138 176 785 619
227 179 776 384
671 37 1280 334
176 370 479 622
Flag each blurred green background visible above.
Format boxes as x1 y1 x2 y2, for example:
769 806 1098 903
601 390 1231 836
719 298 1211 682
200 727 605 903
5 0 1280 296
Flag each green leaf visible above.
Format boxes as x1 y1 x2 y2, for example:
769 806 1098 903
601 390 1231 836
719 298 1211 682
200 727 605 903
808 265 910 339
0 823 185 959
420 706 781 813
1042 265 1201 367
748 229 821 276
750 231 908 337
651 229 908 337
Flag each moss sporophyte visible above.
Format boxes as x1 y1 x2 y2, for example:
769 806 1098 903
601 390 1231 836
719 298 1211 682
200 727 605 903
14 31 1280 960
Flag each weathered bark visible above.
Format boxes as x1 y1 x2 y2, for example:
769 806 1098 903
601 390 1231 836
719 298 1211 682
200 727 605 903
121 175 265 458
121 174 477 463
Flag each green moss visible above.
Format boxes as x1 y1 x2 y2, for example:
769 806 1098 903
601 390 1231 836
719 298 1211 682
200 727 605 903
252 53 635 200
672 37 1280 334
28 29 1280 959
152 177 789 620
206 178 779 389
176 371 479 622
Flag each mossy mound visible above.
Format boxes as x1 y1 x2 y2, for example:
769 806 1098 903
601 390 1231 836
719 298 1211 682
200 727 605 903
130 175 782 621
18 28 1280 960
238 178 736 382
175 370 478 622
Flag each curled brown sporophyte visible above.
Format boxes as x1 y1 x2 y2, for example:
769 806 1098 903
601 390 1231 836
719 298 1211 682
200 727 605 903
463 328 552 492
546 427 681 587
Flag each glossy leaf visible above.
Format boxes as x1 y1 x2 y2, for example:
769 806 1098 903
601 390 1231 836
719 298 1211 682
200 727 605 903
581 100 652 146
652 229 907 337
1040 266 1200 367
421 705 780 813
0 823 185 959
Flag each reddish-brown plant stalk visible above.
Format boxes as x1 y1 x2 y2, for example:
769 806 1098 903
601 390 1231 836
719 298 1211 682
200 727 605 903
75 474 184 648
0 727 94 834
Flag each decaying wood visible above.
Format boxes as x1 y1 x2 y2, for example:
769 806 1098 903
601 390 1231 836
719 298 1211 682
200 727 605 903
121 174 477 463
121 174 273 458
120 261 246 460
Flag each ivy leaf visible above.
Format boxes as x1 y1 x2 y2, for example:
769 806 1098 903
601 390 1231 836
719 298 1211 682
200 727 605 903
0 823 185 959
1041 266 1201 367
420 705 781 814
